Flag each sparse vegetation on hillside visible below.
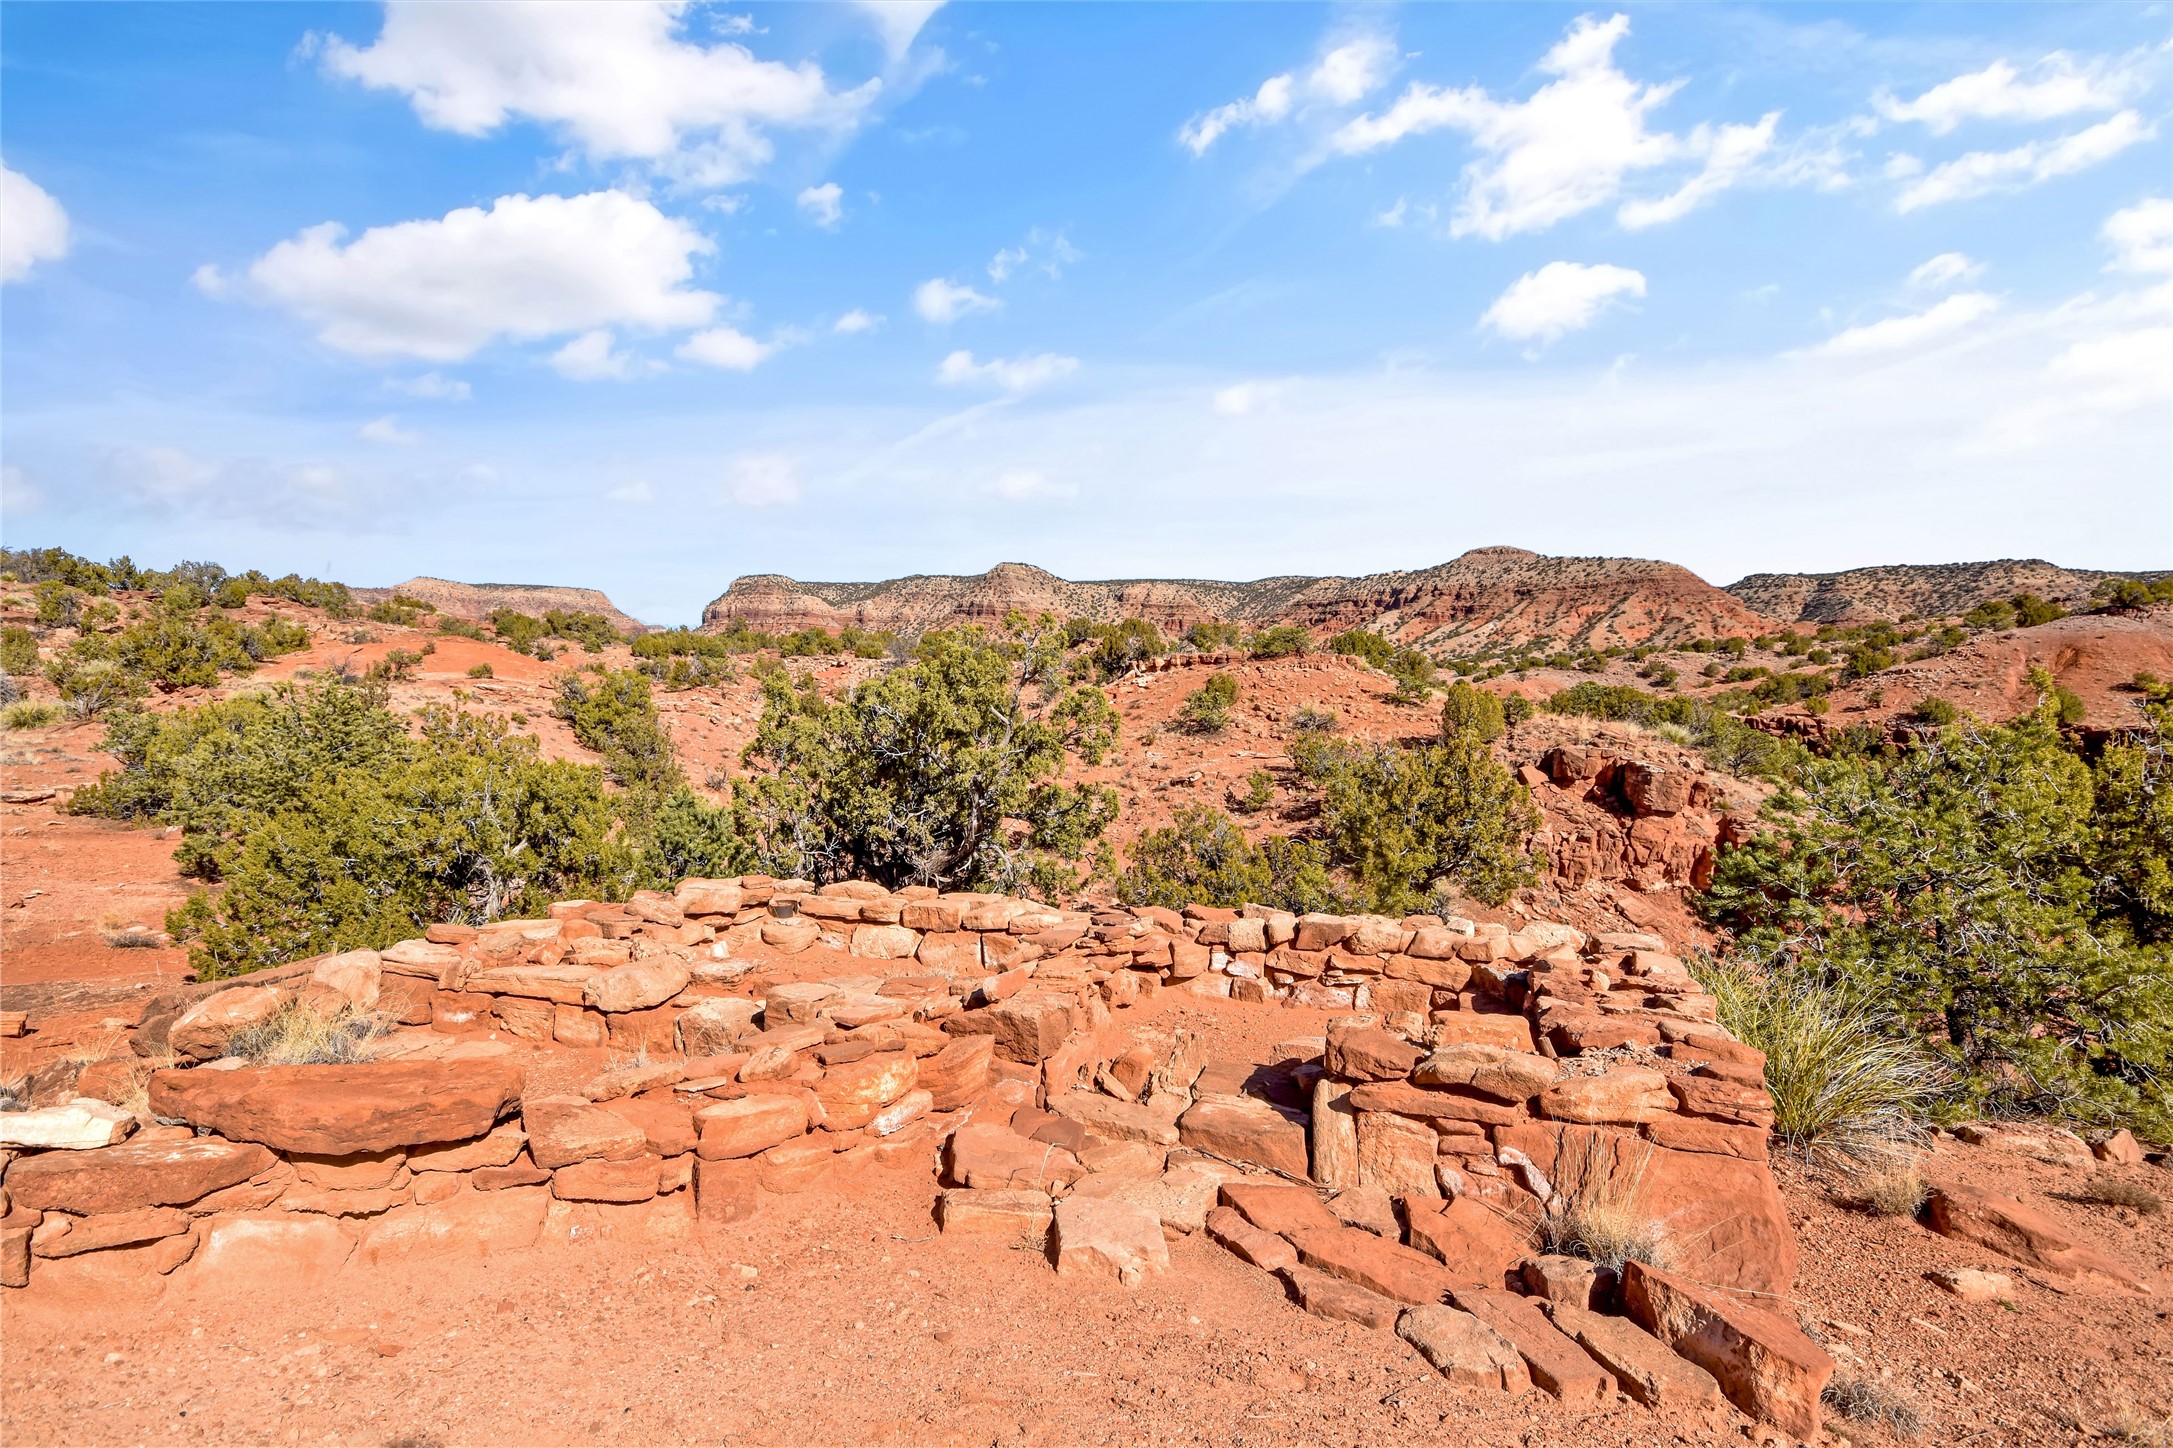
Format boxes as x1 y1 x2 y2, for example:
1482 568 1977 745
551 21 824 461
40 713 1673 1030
1176 672 1238 734
1116 805 1336 913
1542 681 1811 781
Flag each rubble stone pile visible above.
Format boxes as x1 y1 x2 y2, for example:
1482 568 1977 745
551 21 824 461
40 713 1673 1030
0 873 1839 1438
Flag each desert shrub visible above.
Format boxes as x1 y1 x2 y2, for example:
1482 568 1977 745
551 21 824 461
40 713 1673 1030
1178 672 1238 734
1842 644 1895 681
1822 1377 1924 1439
2 701 60 729
1085 618 1164 679
436 615 484 640
1247 625 1311 659
1502 693 1533 726
1439 682 1506 743
555 668 683 802
0 625 37 675
2095 577 2173 611
374 648 424 682
467 663 494 678
165 704 632 976
1696 955 1947 1156
1326 629 1396 669
1843 1154 1930 1217
49 657 144 719
2067 1176 2163 1214
489 608 549 655
1290 706 1338 734
1239 768 1274 813
114 612 258 689
737 624 1119 896
1538 1133 1671 1271
1909 696 1959 726
1185 620 1243 651
224 1001 390 1066
1544 682 1808 782
1703 686 2173 1139
1291 732 1538 911
645 784 754 882
1117 805 1337 913
543 609 622 653
33 581 80 628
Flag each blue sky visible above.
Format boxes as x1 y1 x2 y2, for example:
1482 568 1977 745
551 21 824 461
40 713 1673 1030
2 2 2168 623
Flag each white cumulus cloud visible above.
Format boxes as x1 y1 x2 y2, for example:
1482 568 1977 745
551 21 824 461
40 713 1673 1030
1908 252 1987 290
1808 291 2001 357
209 190 718 362
677 325 773 371
1 163 70 283
1896 111 2154 212
854 0 944 62
358 415 420 444
1180 74 1296 155
2103 197 2173 275
935 350 1078 394
386 371 472 401
1307 35 1396 107
1480 262 1646 345
833 308 881 334
1875 51 2150 134
726 453 800 506
797 182 843 228
913 277 999 323
551 329 644 380
320 1 875 188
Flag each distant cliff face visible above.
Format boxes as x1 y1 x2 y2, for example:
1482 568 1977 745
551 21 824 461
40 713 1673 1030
1725 560 2169 625
356 577 647 635
700 548 1776 652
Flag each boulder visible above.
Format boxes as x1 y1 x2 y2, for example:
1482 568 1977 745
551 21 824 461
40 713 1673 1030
1402 1194 1534 1287
148 1059 522 1156
1622 1260 1833 1438
1204 1204 1298 1271
5 1136 275 1215
947 994 1076 1065
551 1157 660 1204
917 1035 995 1112
1051 1196 1169 1286
849 924 921 960
1429 1013 1536 1052
693 1095 811 1161
944 1123 1084 1191
1546 1300 1725 1409
1323 1028 1425 1082
523 1098 649 1169
937 1188 1054 1240
1411 1044 1560 1102
1177 1096 1310 1177
187 1213 355 1286
1283 1264 1401 1329
302 950 382 1014
1355 1110 1441 1201
167 985 285 1062
0 1098 137 1151
676 998 760 1056
1219 1180 1340 1236
582 958 691 1015
1286 1224 1458 1305
1310 1078 1360 1189
30 1206 192 1259
357 1185 549 1261
1924 1182 2153 1292
1049 1091 1180 1147
1536 1068 1674 1125
1927 1267 2016 1303
407 1121 528 1173
1328 1184 1401 1239
1451 1287 1612 1402
813 1052 919 1131
1395 1304 1530 1390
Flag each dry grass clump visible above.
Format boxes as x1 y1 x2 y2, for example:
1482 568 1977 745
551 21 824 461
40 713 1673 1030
1538 1131 1672 1271
98 915 163 949
1699 957 1946 1161
1823 1375 1924 1438
1842 1151 1930 1218
225 1001 389 1066
2067 1176 2164 1215
1 701 60 730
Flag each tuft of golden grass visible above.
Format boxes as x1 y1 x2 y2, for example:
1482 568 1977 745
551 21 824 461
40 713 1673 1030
2069 1176 2164 1216
1538 1131 1671 1271
1823 1376 1925 1438
224 1000 391 1066
1844 1151 1930 1218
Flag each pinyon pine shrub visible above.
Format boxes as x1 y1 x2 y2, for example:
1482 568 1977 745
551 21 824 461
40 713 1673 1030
736 623 1120 897
1177 672 1238 734
1703 682 2173 1139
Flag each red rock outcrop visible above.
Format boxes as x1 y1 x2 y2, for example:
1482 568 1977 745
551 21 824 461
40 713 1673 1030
353 576 646 635
1727 559 2170 625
